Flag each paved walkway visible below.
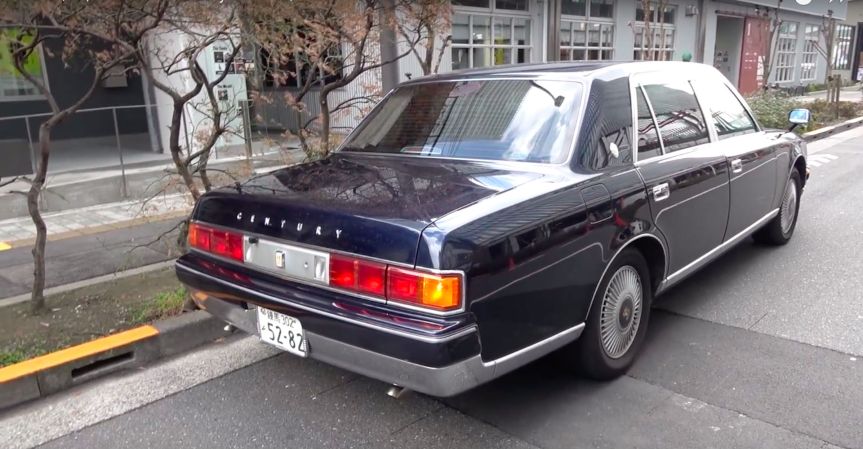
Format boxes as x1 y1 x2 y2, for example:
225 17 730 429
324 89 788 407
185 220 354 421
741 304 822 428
0 193 192 249
801 86 862 103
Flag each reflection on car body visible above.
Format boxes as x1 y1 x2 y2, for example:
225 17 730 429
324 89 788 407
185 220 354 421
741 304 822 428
176 61 808 397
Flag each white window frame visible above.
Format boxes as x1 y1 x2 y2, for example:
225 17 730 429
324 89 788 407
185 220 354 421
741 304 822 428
451 1 533 69
0 42 51 103
774 21 798 83
833 24 855 71
559 1 615 61
800 24 819 82
632 3 676 61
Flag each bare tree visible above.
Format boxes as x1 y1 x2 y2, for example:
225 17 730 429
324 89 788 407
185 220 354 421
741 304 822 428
631 0 667 61
394 0 452 76
249 0 412 159
761 1 784 90
135 1 245 200
0 0 167 313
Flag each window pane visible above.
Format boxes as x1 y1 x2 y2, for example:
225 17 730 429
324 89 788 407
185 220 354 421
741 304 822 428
452 48 470 70
573 21 587 46
587 49 600 60
636 88 662 159
495 0 528 11
693 81 756 138
562 0 586 16
516 48 530 63
588 23 601 46
601 24 614 46
473 47 492 67
342 80 585 164
514 18 530 45
473 15 490 44
495 48 511 65
452 0 490 7
661 6 675 24
560 48 572 61
643 82 710 153
494 17 512 44
560 21 572 46
590 0 614 18
452 14 470 44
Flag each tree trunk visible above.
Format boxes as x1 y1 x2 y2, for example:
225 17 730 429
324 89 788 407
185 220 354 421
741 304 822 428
319 97 331 158
169 103 201 200
28 122 54 314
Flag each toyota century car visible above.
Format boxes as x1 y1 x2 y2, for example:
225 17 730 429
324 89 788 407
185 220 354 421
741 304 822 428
175 61 809 396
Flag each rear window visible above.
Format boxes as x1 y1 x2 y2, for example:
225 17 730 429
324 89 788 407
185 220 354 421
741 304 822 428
340 79 583 164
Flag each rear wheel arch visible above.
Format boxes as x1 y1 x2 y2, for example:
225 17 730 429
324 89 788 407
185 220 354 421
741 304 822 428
585 233 667 319
627 235 667 296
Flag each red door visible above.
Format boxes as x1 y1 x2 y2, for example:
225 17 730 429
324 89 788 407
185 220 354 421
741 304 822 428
739 17 769 95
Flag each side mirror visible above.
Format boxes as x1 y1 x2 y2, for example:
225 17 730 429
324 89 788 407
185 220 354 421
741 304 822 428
788 108 811 125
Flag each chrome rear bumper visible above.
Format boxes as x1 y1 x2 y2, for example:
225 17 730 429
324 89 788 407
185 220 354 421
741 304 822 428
192 293 584 397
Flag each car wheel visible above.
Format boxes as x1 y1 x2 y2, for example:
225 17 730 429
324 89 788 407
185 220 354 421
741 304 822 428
754 169 802 246
572 248 652 380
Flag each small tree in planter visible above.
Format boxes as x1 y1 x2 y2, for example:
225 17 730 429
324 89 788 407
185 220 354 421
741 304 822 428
0 0 168 314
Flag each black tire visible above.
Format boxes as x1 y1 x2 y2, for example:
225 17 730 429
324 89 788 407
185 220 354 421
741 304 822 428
754 169 802 246
570 248 652 380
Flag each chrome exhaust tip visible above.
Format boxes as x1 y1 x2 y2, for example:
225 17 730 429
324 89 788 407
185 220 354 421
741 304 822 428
386 385 409 399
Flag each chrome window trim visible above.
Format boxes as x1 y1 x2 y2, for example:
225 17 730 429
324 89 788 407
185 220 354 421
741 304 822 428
189 220 468 317
177 262 477 344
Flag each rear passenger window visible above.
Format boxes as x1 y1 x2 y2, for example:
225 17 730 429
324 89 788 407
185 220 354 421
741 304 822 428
693 81 757 139
636 87 662 160
642 82 710 153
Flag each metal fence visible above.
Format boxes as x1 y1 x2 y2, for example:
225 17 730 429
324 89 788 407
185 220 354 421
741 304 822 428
0 101 298 198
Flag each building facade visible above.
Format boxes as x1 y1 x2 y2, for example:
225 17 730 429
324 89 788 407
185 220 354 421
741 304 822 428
394 0 851 91
834 0 862 81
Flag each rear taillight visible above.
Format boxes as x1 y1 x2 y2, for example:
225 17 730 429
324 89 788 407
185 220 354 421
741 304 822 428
188 222 244 262
387 267 461 312
329 254 386 297
328 254 462 312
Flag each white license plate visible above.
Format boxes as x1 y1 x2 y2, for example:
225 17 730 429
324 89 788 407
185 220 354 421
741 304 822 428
257 307 308 357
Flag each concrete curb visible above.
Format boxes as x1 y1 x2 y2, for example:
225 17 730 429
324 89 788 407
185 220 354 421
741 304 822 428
802 116 863 143
0 309 228 410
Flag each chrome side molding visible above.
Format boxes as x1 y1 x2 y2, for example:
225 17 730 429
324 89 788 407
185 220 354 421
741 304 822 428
659 208 779 292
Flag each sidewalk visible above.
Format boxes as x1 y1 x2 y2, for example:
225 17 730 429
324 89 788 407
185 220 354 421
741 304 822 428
0 193 192 249
800 86 862 103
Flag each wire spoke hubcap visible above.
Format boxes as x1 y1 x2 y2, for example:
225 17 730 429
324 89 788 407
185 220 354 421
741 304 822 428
780 178 798 235
599 265 643 359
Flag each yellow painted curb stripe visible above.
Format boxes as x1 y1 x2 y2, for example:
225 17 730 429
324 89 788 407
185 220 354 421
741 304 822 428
0 325 159 383
0 241 11 251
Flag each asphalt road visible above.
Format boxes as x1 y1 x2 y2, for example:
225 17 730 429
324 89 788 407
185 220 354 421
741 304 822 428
0 218 182 300
2 127 862 449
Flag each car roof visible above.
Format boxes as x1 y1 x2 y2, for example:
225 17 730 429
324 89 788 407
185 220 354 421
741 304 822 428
401 61 721 85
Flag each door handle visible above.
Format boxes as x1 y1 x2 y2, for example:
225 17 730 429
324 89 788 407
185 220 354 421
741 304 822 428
731 159 743 174
652 183 670 202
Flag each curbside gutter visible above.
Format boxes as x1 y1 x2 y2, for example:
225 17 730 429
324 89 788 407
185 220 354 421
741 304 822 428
0 310 229 411
802 116 863 143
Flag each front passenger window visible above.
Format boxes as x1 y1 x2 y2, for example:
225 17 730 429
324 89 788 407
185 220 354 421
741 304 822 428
692 81 757 139
642 82 710 153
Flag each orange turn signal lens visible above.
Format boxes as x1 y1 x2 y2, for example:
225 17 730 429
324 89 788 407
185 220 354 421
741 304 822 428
387 267 461 312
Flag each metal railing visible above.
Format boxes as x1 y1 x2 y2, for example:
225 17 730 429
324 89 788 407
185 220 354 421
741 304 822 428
0 101 297 198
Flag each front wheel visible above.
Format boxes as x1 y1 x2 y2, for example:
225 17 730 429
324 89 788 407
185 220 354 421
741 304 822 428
754 170 802 245
570 249 652 380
